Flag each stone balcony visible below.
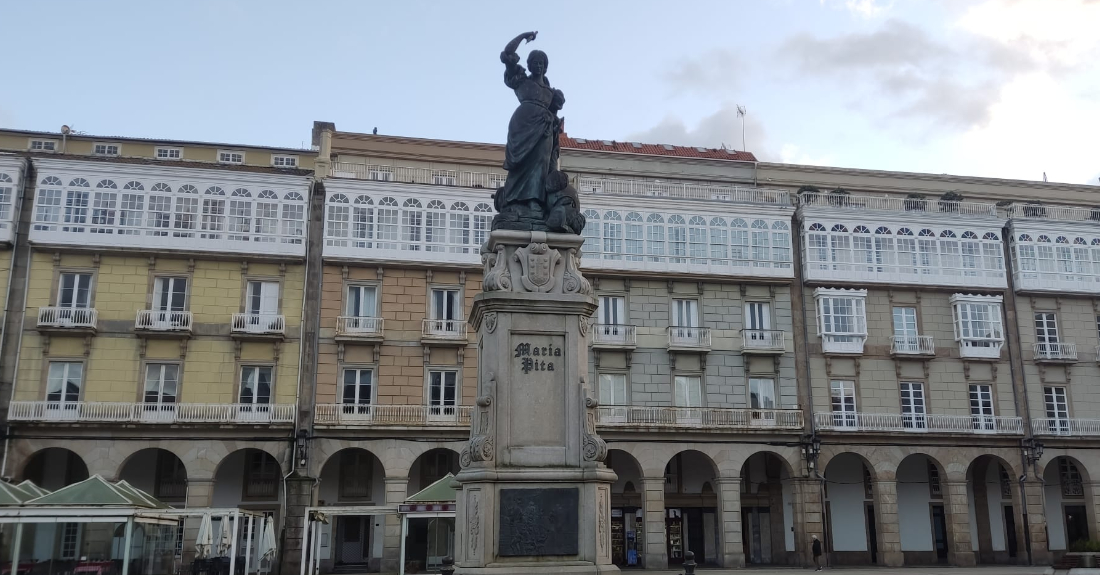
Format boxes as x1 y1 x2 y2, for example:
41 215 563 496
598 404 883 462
814 411 1023 435
134 310 193 337
1033 342 1077 363
890 335 935 357
335 316 384 342
741 329 786 354
230 313 286 340
37 307 97 334
667 327 711 352
421 319 468 345
314 404 473 427
596 406 803 431
591 324 637 350
6 401 295 424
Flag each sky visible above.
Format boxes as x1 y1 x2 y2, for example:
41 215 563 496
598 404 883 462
1 0 1098 186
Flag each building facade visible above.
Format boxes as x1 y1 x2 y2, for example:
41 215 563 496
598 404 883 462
2 122 1100 574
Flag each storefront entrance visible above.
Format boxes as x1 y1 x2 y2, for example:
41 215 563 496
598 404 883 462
335 516 371 565
610 508 643 567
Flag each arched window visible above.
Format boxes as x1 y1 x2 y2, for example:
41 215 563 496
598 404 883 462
853 225 871 234
281 192 306 244
646 213 665 261
326 194 351 244
750 219 770 265
874 226 892 235
939 230 957 238
1018 234 1032 242
473 203 492 247
448 202 471 254
152 183 172 193
731 218 750 265
581 209 600 259
42 176 64 186
603 211 623 260
179 185 197 194
231 188 251 197
962 231 978 239
831 224 848 233
372 197 398 249
90 180 118 234
668 215 687 263
425 200 447 252
1075 237 1088 245
709 217 728 264
625 212 644 261
771 221 791 266
688 216 707 263
1034 235 1055 274
805 221 829 269
853 225 874 271
253 190 280 241
0 174 15 222
347 195 374 248
200 187 226 240
228 188 252 240
808 223 826 231
96 179 117 189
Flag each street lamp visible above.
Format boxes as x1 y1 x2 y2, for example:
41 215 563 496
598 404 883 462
1022 437 1044 466
801 434 822 473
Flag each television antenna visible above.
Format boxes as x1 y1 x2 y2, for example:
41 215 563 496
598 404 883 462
736 105 747 152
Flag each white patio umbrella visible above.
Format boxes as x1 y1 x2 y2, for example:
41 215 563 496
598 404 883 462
218 515 234 556
259 519 277 562
195 514 214 559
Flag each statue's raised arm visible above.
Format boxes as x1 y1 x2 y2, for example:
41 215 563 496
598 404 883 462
501 31 536 88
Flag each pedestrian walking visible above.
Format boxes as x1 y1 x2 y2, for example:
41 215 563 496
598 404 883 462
812 534 823 571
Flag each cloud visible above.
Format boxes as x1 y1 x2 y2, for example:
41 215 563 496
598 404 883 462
775 19 1038 132
780 144 836 167
661 49 743 96
626 103 778 160
819 0 894 18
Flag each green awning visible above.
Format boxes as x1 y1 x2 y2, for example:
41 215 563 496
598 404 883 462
405 473 456 503
0 482 36 506
16 481 50 499
26 475 170 508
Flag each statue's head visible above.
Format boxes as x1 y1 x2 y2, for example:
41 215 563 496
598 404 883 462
527 50 548 75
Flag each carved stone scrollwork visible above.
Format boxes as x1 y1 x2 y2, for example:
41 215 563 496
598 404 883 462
562 248 592 295
483 312 498 334
482 244 512 292
582 387 608 462
462 373 496 467
579 314 590 337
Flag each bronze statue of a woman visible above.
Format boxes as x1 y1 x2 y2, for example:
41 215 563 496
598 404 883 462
493 31 584 234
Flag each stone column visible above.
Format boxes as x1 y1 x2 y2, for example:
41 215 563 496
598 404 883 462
1022 477 1051 564
280 473 316 575
642 477 668 570
943 481 976 566
381 476 409 574
791 477 824 568
182 478 216 568
971 463 995 563
715 477 745 568
872 479 903 567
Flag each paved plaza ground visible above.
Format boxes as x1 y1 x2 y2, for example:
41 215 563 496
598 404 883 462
643 567 1052 574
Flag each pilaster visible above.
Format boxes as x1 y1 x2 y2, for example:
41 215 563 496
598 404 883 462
872 479 903 567
642 477 668 570
280 473 316 575
791 477 823 568
944 481 976 566
1023 478 1051 564
715 477 745 568
382 476 409 574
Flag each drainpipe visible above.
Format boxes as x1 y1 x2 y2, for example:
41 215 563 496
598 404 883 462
1002 221 1036 565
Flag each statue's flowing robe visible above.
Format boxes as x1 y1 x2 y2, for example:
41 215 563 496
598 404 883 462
500 67 558 211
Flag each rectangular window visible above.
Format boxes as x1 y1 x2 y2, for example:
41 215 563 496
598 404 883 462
57 272 93 309
597 295 626 326
346 285 378 317
46 362 83 409
1044 386 1069 433
218 151 245 164
92 143 120 156
430 288 460 320
672 298 699 328
239 366 273 405
673 375 702 407
953 299 1004 347
144 364 179 404
155 147 182 160
928 463 942 498
818 295 866 340
244 451 278 499
153 277 188 312
1035 312 1059 344
969 384 995 431
338 450 372 499
60 523 79 559
272 154 298 167
830 380 856 427
745 302 772 331
30 139 58 152
892 307 918 337
749 378 776 422
598 373 628 406
428 370 458 415
246 280 280 315
900 382 926 429
63 189 90 232
431 170 457 186
342 368 373 413
368 166 394 181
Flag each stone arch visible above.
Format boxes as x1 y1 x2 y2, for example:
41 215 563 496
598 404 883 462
318 447 386 506
118 448 188 505
21 447 89 490
895 453 952 564
663 450 720 566
966 453 1025 564
407 447 461 496
191 440 286 480
1042 454 1095 551
212 448 283 507
739 451 796 565
822 451 879 565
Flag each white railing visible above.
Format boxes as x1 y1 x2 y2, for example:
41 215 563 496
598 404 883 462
422 318 467 340
1034 342 1077 361
231 313 286 335
667 327 711 350
330 162 507 189
6 401 295 424
314 404 474 426
1008 202 1100 223
591 324 637 347
596 406 803 430
135 310 193 332
37 307 97 329
577 176 790 205
742 329 786 352
814 412 1023 434
336 316 384 337
891 335 935 355
821 333 865 354
1032 418 1100 436
800 192 998 217
958 339 1003 359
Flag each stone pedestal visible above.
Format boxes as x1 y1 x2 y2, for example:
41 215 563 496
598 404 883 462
454 231 619 575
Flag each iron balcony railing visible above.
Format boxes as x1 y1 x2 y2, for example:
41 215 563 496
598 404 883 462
315 404 473 426
1033 342 1077 361
814 411 1023 434
596 406 803 430
800 192 998 217
231 313 286 335
891 335 935 355
1032 418 1100 436
591 324 637 348
421 319 467 340
7 401 295 424
336 316 384 337
742 329 786 352
38 307 97 329
135 310 193 332
667 327 712 350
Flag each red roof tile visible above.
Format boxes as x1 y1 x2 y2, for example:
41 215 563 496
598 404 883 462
559 134 756 162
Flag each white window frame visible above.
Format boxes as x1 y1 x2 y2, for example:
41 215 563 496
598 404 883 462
950 294 1004 355
598 372 628 406
272 154 298 168
341 367 374 414
46 361 84 416
1044 386 1069 433
239 366 273 407
218 150 245 164
968 384 995 431
830 380 856 427
346 284 378 318
814 288 867 353
899 382 926 429
29 139 58 152
749 377 776 422
143 363 180 405
92 143 120 157
428 369 459 418
673 375 703 408
155 147 182 160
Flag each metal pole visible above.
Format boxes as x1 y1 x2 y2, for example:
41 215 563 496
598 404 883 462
311 521 321 575
121 518 134 575
298 517 309 575
399 515 407 575
244 515 254 575
229 512 239 575
10 523 23 575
